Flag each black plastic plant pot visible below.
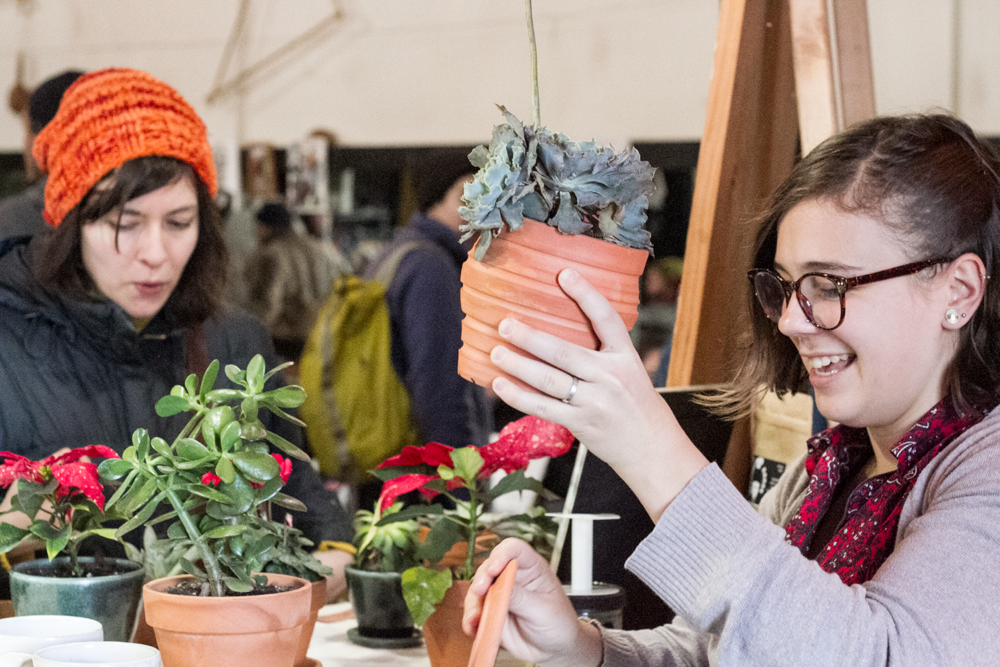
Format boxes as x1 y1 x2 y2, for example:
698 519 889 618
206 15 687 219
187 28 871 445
344 566 415 638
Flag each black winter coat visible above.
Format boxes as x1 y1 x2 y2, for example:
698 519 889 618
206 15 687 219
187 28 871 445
0 237 351 547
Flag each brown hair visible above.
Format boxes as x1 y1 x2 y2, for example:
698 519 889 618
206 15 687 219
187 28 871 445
33 155 228 327
714 114 1000 418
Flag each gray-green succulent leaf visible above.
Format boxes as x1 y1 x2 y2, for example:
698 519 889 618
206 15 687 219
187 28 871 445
460 106 655 260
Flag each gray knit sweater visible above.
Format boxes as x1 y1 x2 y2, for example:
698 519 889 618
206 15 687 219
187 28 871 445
601 407 1000 666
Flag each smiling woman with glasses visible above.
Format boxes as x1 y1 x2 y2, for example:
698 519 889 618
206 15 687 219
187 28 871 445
459 113 1000 667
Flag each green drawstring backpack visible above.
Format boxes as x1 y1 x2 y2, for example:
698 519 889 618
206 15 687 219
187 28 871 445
299 242 423 483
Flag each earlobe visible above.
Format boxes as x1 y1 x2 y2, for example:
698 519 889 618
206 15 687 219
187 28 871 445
944 253 987 328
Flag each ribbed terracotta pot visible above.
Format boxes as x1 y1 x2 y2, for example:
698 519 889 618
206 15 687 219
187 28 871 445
422 579 473 667
459 218 648 389
142 573 311 667
294 579 327 667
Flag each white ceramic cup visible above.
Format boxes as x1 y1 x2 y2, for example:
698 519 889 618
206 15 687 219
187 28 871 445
0 616 104 667
31 642 160 667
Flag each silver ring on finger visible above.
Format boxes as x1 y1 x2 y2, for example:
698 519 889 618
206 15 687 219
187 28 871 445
561 376 580 404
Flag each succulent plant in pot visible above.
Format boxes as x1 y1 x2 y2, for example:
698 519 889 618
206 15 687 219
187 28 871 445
370 415 573 667
455 0 655 390
0 446 146 642
97 355 316 667
255 516 334 667
343 500 422 647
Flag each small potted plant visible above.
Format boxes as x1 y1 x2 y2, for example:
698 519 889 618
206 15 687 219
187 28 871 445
342 500 421 648
97 355 314 667
456 0 655 389
370 415 573 667
0 446 145 642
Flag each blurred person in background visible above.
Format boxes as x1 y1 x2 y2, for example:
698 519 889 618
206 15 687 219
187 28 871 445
244 201 349 376
0 70 84 242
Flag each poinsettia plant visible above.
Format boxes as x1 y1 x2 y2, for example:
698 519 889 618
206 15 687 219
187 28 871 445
0 445 123 576
370 415 574 624
98 355 317 597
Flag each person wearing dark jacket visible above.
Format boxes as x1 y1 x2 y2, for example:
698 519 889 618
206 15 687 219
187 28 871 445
357 158 493 508
0 68 353 600
0 70 84 243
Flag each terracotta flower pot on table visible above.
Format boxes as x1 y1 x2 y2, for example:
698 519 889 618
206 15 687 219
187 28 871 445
142 573 311 667
422 579 474 667
294 579 328 667
459 218 648 390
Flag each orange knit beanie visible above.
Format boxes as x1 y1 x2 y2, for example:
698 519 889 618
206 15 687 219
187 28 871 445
33 67 217 227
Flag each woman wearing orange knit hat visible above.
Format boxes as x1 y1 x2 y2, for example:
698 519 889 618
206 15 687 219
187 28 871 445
0 68 352 598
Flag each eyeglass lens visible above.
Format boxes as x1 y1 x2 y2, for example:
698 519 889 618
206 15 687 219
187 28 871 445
753 273 843 329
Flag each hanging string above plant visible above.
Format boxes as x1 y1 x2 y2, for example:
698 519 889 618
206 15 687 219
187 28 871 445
458 0 656 261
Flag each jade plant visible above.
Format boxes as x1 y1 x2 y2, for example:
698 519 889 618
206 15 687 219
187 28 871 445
98 355 313 597
0 445 123 576
458 0 656 260
371 415 573 625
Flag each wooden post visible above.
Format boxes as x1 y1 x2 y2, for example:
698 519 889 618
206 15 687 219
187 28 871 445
789 0 875 153
831 0 876 128
667 0 798 388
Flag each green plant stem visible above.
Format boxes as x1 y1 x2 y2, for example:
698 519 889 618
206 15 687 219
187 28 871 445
462 487 479 580
66 532 82 577
164 488 226 597
173 411 206 445
525 0 540 127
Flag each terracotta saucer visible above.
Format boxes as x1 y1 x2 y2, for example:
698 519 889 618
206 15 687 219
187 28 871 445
468 560 518 667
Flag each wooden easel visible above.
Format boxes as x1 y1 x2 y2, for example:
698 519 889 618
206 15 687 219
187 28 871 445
666 0 875 491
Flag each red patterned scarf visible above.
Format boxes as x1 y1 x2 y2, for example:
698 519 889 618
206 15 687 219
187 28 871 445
784 397 986 585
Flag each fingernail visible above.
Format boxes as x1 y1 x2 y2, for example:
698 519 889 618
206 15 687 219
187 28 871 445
493 377 508 393
491 346 505 363
499 319 513 337
560 269 577 284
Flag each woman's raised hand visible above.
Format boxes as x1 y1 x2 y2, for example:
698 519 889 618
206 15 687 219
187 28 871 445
463 538 603 667
490 269 710 521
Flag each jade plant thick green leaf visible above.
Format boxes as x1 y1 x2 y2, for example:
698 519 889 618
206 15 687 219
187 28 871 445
98 355 317 597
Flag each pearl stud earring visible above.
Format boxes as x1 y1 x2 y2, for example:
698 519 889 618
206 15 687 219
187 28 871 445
946 309 960 324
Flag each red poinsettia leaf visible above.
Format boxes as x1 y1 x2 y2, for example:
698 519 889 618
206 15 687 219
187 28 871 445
50 461 106 510
46 445 120 467
479 416 575 478
377 442 455 470
0 453 38 487
379 473 438 510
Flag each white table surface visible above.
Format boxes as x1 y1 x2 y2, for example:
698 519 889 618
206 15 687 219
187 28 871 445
307 602 526 667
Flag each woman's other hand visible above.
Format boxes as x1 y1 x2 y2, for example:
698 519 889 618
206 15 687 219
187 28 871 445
463 538 603 667
490 269 710 521
313 548 353 603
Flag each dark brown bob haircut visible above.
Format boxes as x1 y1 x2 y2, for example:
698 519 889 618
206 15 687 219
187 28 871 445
715 114 1000 419
32 155 227 328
